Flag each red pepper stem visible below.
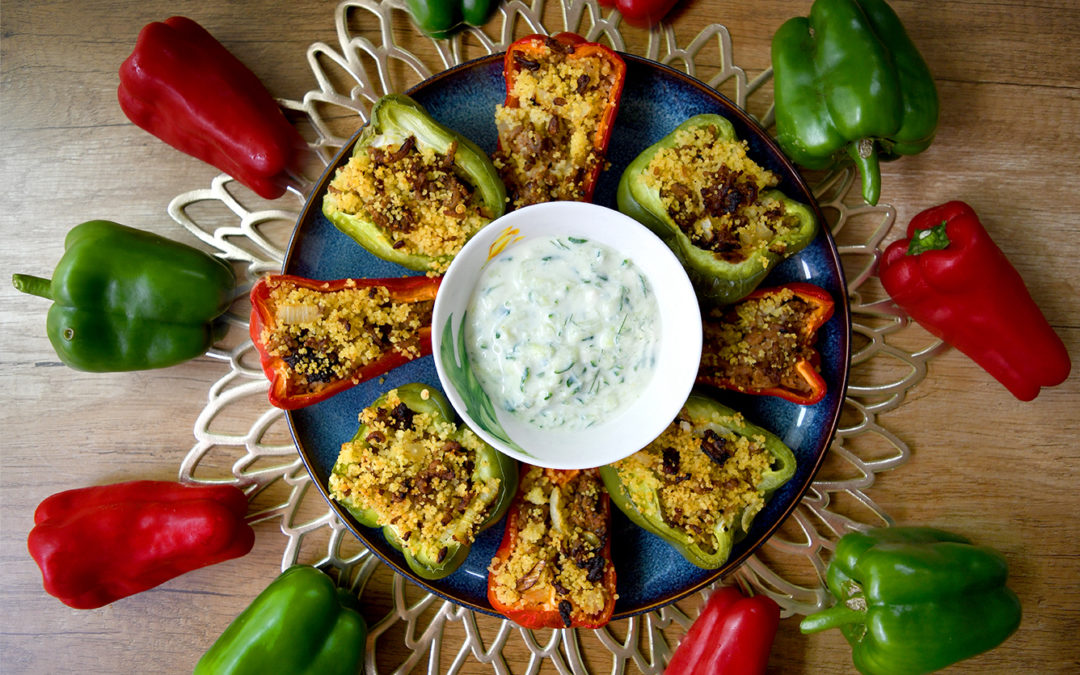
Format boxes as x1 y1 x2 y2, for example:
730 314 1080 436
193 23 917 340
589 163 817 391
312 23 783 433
799 604 864 633
848 138 881 206
12 273 53 300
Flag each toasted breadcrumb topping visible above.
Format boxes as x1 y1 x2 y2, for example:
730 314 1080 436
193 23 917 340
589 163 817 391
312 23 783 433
325 136 492 273
643 125 798 262
610 409 773 554
329 389 501 565
488 467 613 625
259 279 431 395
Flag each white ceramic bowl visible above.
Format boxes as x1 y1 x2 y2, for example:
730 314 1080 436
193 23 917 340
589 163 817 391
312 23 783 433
432 201 701 469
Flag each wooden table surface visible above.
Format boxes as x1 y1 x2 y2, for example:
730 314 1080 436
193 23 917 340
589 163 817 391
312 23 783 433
2 1 1077 672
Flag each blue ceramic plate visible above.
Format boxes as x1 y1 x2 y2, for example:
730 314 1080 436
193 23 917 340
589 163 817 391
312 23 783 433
285 53 850 619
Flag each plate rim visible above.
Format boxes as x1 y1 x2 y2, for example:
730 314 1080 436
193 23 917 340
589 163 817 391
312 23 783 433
284 50 852 620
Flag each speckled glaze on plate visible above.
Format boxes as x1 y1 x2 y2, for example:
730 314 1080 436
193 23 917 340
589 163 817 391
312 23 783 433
284 52 850 619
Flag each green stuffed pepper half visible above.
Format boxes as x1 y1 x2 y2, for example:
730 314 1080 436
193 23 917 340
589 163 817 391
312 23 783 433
329 383 517 579
600 391 796 569
617 114 817 305
322 94 506 275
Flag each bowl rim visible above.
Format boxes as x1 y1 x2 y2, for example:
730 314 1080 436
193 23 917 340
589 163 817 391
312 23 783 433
431 200 703 470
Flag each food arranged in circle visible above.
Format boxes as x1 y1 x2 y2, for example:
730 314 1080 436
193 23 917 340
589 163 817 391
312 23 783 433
283 37 850 622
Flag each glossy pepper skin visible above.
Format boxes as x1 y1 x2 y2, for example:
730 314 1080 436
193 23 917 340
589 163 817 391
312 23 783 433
249 274 441 410
698 282 836 405
332 384 517 580
405 0 498 38
13 220 236 372
600 393 796 569
617 114 818 305
772 0 939 206
194 565 366 675
598 0 681 28
801 527 1022 675
322 94 505 273
664 586 780 675
28 480 254 610
487 467 617 629
118 16 305 200
879 201 1070 401
500 33 626 204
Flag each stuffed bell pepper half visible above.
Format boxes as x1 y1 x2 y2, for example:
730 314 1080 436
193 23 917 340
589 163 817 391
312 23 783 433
600 392 796 569
249 274 440 410
487 466 617 629
322 94 506 274
699 283 836 405
617 114 818 304
493 33 626 208
329 384 517 580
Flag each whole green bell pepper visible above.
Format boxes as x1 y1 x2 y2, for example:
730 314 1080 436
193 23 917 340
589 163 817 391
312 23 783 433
330 383 518 580
194 565 366 675
12 220 235 372
616 114 818 305
771 0 939 206
800 527 1022 675
599 392 796 569
405 0 498 38
322 94 505 274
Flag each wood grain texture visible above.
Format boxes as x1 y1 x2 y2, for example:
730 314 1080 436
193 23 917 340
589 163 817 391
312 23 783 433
2 1 1078 673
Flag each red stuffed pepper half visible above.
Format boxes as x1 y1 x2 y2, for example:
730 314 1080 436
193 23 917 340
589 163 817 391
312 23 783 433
249 274 440 409
487 466 617 629
493 32 626 208
697 282 835 405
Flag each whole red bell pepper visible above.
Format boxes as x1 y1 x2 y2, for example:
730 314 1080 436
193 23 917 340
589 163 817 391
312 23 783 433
665 585 780 675
880 201 1070 401
698 282 836 405
118 16 305 200
597 0 682 28
28 480 254 610
249 274 441 410
497 33 626 205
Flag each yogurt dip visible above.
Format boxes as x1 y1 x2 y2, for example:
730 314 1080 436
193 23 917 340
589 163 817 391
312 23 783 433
465 235 660 431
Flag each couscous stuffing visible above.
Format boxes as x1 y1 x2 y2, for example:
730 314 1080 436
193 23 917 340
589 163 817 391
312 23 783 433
493 38 620 208
642 124 800 262
700 287 819 395
608 409 775 555
488 467 613 627
324 136 494 274
258 278 432 397
329 388 502 565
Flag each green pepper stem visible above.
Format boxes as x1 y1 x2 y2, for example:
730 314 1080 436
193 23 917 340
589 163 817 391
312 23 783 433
12 274 53 300
907 221 951 255
848 139 881 206
799 604 865 634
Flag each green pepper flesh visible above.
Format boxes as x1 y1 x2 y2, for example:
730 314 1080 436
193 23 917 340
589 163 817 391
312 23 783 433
616 114 818 305
194 565 366 675
771 0 939 205
13 220 235 371
600 392 796 569
801 527 1022 675
322 94 505 273
404 0 498 38
332 383 517 579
